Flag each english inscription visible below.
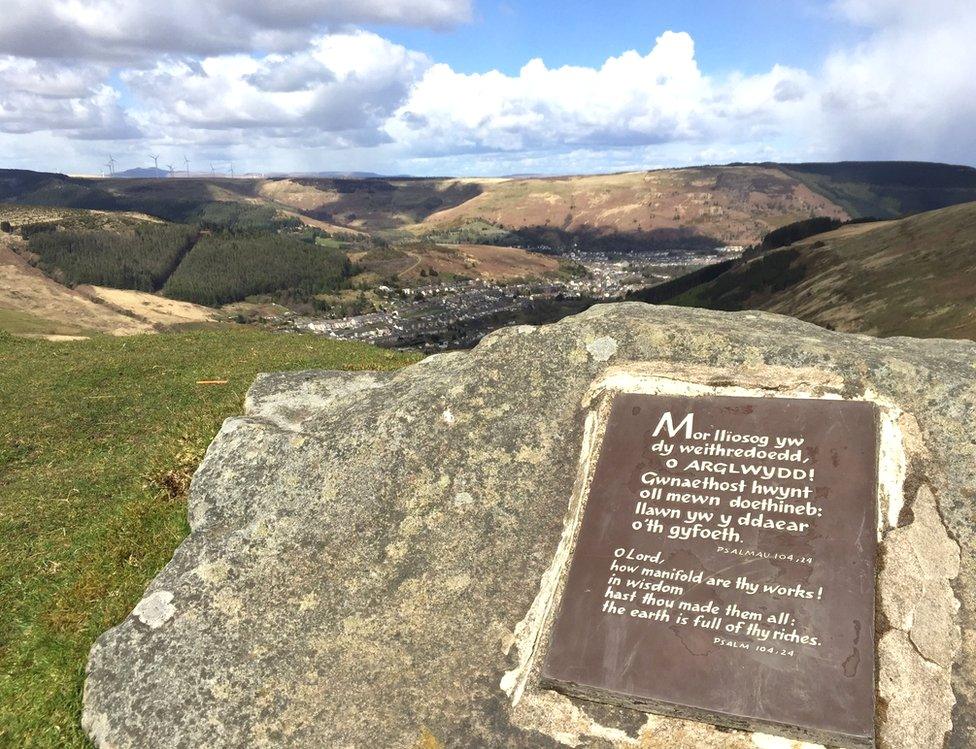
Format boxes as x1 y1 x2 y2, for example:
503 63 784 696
542 394 878 747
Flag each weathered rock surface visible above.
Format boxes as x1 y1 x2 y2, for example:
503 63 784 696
83 303 976 748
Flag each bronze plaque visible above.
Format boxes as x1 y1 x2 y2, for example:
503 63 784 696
542 394 878 746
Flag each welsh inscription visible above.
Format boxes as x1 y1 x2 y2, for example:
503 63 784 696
542 394 878 747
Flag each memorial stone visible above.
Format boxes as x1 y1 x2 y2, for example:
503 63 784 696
81 304 974 749
543 394 878 747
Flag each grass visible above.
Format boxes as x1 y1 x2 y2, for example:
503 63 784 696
0 328 420 748
0 309 96 338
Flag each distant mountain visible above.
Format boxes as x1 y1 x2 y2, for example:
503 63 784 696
114 167 170 178
634 200 976 340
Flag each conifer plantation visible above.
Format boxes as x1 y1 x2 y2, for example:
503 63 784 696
162 232 350 306
28 224 196 291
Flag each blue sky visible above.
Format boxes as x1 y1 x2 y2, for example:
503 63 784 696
0 0 974 175
383 1 861 77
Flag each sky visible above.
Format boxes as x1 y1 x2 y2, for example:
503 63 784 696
1 0 975 176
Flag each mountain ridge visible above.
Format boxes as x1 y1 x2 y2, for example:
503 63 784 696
4 161 976 249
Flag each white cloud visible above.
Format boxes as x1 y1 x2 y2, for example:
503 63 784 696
385 32 814 158
1 0 975 174
122 32 429 148
0 57 139 138
0 0 471 62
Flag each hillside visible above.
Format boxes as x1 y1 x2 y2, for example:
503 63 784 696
413 166 847 249
0 235 159 337
5 162 976 252
0 203 573 338
643 201 976 340
350 241 563 284
781 161 976 218
0 203 357 334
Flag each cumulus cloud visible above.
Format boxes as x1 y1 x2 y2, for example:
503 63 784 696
385 32 813 157
1 0 975 173
0 0 471 62
0 57 139 138
122 32 429 147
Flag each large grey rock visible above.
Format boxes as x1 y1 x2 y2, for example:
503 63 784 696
83 303 976 748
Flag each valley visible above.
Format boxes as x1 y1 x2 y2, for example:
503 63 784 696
2 160 976 347
287 247 716 350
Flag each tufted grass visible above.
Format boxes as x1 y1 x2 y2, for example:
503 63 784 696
0 327 420 748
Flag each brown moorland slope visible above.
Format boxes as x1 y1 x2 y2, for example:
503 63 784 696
259 167 847 247
0 236 152 336
350 241 562 283
414 166 848 247
257 177 488 232
653 201 976 340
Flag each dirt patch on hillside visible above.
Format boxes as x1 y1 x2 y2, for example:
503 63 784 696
76 286 219 326
276 208 364 236
448 243 560 280
0 238 152 335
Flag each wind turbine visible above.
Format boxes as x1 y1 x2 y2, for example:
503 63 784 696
229 162 234 178
166 164 175 178
105 154 116 176
183 155 190 177
150 153 160 173
210 162 216 177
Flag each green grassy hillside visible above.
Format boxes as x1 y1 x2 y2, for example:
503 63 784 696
0 329 420 748
781 161 976 218
653 201 976 340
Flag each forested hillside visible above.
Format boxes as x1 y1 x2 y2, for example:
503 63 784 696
28 224 196 291
162 233 350 306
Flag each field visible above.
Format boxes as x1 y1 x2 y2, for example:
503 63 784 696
78 287 218 327
0 329 420 748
